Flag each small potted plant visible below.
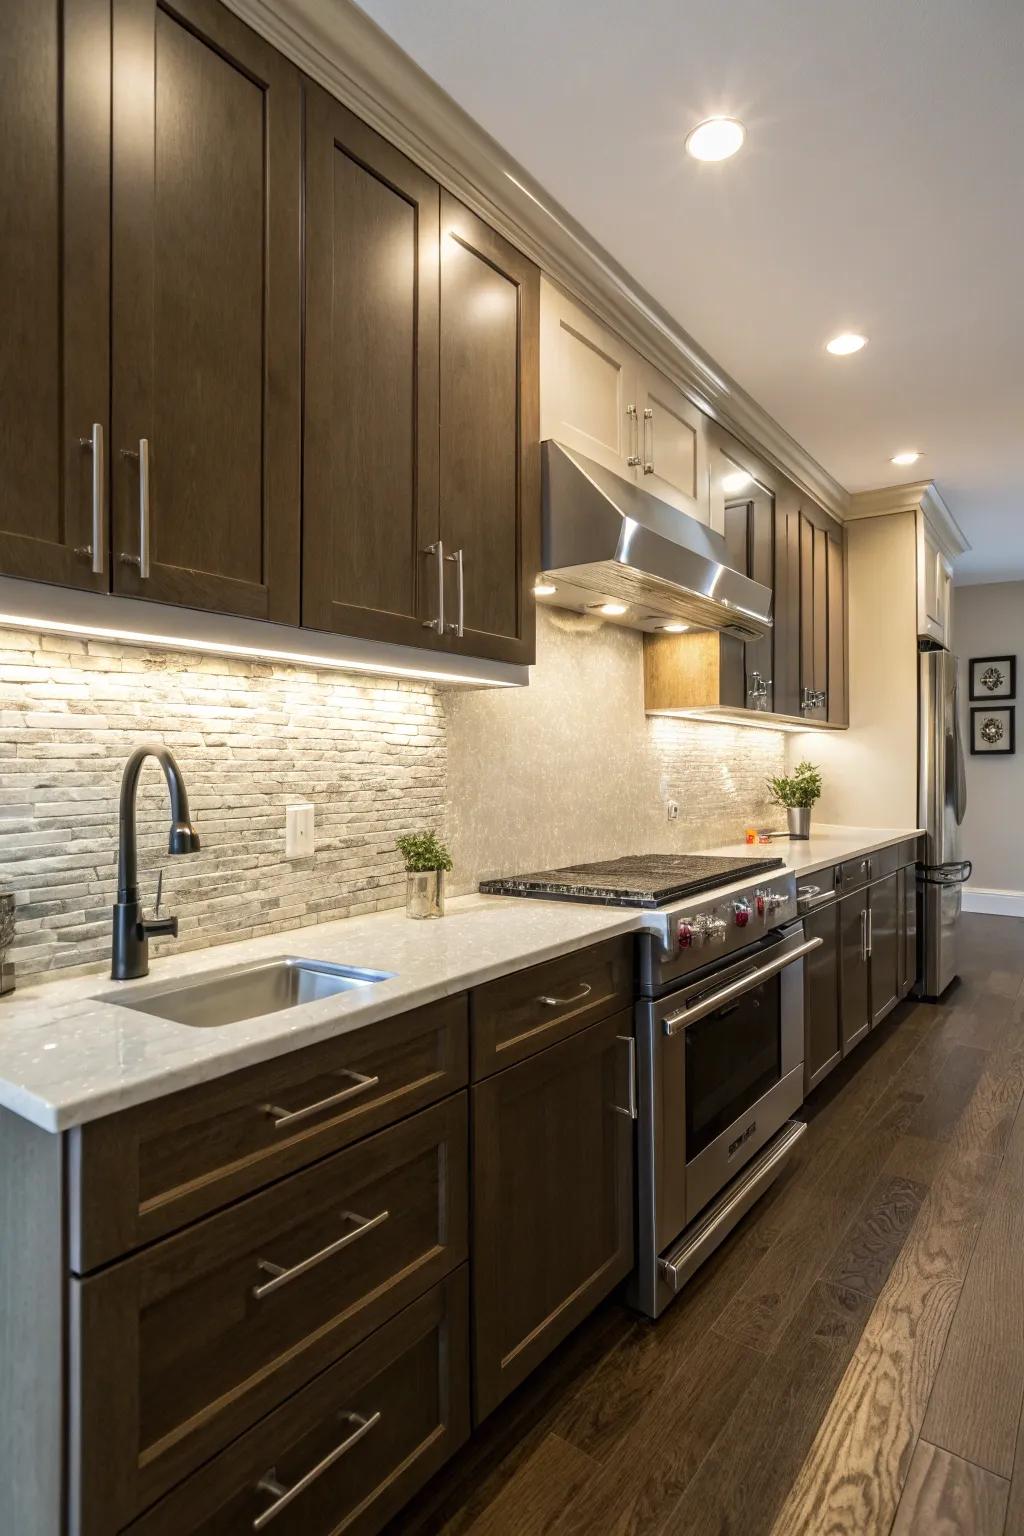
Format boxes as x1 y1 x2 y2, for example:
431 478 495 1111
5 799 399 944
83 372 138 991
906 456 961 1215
766 761 822 840
396 831 453 920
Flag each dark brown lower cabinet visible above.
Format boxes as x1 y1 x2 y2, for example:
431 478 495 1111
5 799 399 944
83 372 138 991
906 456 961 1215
898 864 919 998
803 901 840 1093
125 1268 469 1536
471 1009 635 1422
839 889 871 1054
869 873 900 1028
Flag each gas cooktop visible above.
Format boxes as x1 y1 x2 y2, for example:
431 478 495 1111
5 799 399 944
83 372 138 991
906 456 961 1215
479 853 787 909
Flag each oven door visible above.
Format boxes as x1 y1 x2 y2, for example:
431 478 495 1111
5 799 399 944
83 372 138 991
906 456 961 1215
648 921 816 1244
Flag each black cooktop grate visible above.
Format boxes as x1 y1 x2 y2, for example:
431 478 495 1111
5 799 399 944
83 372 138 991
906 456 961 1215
479 853 787 909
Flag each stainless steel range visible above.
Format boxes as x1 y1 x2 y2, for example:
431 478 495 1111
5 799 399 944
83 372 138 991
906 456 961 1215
482 853 821 1319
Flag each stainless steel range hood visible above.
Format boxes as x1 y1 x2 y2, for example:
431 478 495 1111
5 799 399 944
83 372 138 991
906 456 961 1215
540 440 773 640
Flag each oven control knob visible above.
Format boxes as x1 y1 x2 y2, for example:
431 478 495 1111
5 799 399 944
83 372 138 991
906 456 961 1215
766 891 787 913
733 900 751 927
754 890 767 919
678 920 694 949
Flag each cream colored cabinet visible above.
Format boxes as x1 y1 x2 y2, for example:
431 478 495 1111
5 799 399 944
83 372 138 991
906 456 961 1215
540 279 711 525
917 514 954 646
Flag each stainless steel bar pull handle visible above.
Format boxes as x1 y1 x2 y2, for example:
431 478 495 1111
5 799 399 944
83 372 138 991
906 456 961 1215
662 936 823 1035
262 1068 380 1129
253 1207 389 1300
138 438 151 578
538 981 592 1008
626 404 640 466
865 907 873 957
423 540 445 632
446 547 465 637
253 1411 382 1529
860 909 868 961
611 1034 638 1119
643 407 654 474
76 424 105 573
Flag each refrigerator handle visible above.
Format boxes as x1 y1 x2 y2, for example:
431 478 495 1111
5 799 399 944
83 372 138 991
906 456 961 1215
951 676 967 826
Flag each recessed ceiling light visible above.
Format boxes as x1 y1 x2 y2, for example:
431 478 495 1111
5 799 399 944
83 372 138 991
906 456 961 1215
533 580 557 596
660 622 689 634
890 450 921 467
721 470 752 495
685 117 746 163
597 602 628 617
825 332 867 356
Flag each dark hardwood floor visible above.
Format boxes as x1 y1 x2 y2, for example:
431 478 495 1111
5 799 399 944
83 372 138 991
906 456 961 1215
387 912 1024 1536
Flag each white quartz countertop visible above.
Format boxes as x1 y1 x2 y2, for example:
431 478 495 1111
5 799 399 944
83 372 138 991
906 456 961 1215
704 824 925 881
0 825 923 1133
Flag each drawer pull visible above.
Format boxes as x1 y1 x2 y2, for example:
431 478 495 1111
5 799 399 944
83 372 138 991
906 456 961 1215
253 1410 382 1529
537 981 592 1008
253 1208 390 1300
262 1069 380 1129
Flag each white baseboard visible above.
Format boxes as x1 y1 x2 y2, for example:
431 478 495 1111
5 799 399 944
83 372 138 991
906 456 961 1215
963 887 1024 918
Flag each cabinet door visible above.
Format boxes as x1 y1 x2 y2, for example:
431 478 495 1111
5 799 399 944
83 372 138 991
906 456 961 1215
869 874 900 1027
917 517 953 646
111 0 301 621
799 513 829 721
539 277 640 482
636 361 711 524
804 902 840 1093
900 865 919 998
723 486 775 710
838 891 870 1054
0 0 110 590
302 86 440 646
439 193 540 664
827 527 849 725
773 496 802 718
472 1010 634 1422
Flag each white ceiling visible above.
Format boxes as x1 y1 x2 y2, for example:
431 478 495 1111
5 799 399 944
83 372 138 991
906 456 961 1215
356 0 1024 584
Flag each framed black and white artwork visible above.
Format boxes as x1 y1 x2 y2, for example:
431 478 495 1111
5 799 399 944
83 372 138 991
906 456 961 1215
969 655 1016 701
970 705 1016 755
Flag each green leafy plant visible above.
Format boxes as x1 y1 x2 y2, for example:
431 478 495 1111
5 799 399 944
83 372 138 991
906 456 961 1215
396 831 453 873
766 760 823 810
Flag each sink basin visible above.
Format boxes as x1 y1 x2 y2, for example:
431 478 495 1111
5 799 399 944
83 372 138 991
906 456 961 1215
99 956 394 1028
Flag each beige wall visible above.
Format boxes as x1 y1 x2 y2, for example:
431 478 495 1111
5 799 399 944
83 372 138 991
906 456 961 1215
954 581 1024 893
445 608 787 891
789 512 919 828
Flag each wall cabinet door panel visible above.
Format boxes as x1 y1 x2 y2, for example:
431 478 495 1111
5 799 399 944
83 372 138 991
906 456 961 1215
636 361 710 524
0 0 110 590
111 0 301 621
869 873 900 1027
827 529 848 725
839 891 870 1054
439 193 539 664
539 278 639 480
773 498 802 719
302 87 440 646
472 1011 634 1422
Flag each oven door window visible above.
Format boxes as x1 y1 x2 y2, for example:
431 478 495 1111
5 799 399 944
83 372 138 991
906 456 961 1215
684 975 782 1160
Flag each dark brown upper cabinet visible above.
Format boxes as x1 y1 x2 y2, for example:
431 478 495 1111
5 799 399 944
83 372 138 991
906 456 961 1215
302 87 441 648
797 499 848 726
0 0 110 591
111 0 302 622
438 194 540 666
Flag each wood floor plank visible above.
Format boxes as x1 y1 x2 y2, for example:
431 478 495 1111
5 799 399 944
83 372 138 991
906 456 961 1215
922 1162 1024 1476
889 1439 1009 1535
766 1146 999 1536
1004 1388 1024 1534
439 1432 600 1536
822 1172 927 1300
661 1282 873 1536
906 1041 990 1143
951 1040 1024 1163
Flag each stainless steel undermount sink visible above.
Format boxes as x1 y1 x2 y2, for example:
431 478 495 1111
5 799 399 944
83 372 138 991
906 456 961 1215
99 956 394 1028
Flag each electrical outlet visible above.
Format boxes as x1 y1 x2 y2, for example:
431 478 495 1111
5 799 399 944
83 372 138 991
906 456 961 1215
285 802 315 858
667 800 679 822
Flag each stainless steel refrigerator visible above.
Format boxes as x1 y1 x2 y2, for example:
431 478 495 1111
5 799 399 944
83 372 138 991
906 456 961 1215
918 648 970 998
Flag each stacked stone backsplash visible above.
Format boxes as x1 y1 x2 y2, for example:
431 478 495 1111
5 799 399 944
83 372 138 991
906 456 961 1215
0 629 445 982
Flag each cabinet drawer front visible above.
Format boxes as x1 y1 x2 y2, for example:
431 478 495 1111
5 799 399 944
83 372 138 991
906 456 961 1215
472 935 633 1078
796 866 836 907
897 837 921 868
125 1269 470 1536
69 995 468 1271
71 1097 468 1532
836 843 900 893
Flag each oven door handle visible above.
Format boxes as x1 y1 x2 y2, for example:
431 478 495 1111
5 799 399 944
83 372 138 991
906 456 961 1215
661 935 822 1036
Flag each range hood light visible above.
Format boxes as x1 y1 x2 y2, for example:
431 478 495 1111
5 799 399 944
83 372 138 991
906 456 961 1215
533 580 558 596
597 602 628 617
659 622 689 634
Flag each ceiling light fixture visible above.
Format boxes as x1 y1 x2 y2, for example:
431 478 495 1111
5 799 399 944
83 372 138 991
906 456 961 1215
890 450 922 467
721 470 753 496
685 117 746 163
597 602 628 617
532 581 557 596
825 332 867 356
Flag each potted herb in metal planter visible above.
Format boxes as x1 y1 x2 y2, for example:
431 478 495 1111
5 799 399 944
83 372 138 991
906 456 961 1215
396 832 453 920
766 761 822 840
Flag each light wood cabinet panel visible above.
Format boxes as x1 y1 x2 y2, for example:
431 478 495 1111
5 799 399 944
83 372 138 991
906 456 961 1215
472 1010 634 1422
635 360 711 524
302 86 441 647
539 277 641 480
0 0 110 591
438 193 539 664
111 0 301 621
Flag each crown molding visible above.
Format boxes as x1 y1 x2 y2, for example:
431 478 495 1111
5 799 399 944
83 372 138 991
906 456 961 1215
847 481 969 557
223 0 850 523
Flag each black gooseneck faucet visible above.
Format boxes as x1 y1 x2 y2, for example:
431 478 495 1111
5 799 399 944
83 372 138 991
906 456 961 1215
111 744 201 980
